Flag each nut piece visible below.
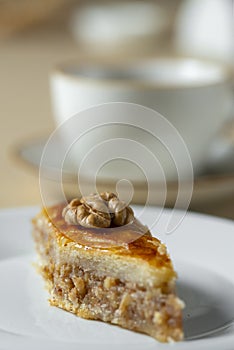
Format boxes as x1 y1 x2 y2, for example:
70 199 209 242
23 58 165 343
108 196 134 226
118 293 131 315
158 243 167 256
153 311 163 325
72 276 86 298
104 276 117 289
62 192 134 228
62 196 111 228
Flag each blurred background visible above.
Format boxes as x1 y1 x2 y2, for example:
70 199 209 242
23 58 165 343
0 0 233 219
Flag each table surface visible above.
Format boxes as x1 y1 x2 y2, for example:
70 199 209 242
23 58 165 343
0 23 233 220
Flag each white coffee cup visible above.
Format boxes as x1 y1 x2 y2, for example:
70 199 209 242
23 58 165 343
50 56 233 181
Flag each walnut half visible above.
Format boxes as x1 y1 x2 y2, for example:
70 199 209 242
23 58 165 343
62 192 134 229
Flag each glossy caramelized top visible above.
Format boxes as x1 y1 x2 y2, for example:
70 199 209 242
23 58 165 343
43 204 172 267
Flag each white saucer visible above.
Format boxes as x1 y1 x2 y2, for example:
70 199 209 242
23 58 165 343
0 206 234 349
10 135 234 206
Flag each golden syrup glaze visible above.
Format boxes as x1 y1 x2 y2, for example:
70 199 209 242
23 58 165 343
42 204 173 268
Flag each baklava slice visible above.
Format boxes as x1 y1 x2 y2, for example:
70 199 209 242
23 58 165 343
32 192 184 343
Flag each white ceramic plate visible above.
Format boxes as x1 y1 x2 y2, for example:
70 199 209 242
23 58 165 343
0 206 234 350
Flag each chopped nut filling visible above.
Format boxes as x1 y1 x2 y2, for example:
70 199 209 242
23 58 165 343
62 192 134 228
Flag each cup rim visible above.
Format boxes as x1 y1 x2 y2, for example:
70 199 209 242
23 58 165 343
52 55 233 90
